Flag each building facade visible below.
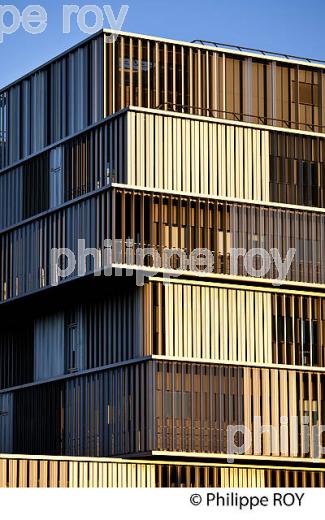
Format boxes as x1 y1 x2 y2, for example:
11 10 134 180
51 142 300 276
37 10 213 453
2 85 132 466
1 30 325 487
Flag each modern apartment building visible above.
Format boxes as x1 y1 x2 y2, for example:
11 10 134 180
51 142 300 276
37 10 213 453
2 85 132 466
0 30 325 488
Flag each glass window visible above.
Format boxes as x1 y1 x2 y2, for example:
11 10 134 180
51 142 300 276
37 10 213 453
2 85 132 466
299 82 319 106
50 146 64 208
0 93 7 169
65 310 79 373
0 396 7 416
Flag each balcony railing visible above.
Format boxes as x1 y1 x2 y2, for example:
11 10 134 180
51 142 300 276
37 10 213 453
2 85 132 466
155 102 325 132
191 39 325 66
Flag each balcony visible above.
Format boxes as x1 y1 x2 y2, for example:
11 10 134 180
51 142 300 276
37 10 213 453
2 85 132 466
1 359 325 462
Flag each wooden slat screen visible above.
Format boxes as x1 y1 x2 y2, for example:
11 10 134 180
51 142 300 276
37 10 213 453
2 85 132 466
1 455 324 487
1 360 325 461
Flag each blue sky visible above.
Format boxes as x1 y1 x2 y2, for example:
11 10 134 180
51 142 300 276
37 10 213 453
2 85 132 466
1 0 325 89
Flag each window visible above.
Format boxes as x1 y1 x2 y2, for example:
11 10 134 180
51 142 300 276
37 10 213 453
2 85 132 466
0 93 7 169
302 399 318 426
0 396 8 417
65 310 79 373
165 391 173 417
121 57 152 73
300 319 311 365
298 82 319 106
50 146 64 208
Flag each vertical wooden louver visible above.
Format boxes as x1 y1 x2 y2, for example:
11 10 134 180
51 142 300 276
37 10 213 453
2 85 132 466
105 33 325 132
1 455 324 488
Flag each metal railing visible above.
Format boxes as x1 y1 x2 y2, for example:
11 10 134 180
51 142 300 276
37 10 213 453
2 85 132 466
191 39 325 66
155 102 325 132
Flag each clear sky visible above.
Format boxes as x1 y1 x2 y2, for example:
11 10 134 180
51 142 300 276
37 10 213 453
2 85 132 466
1 0 325 89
